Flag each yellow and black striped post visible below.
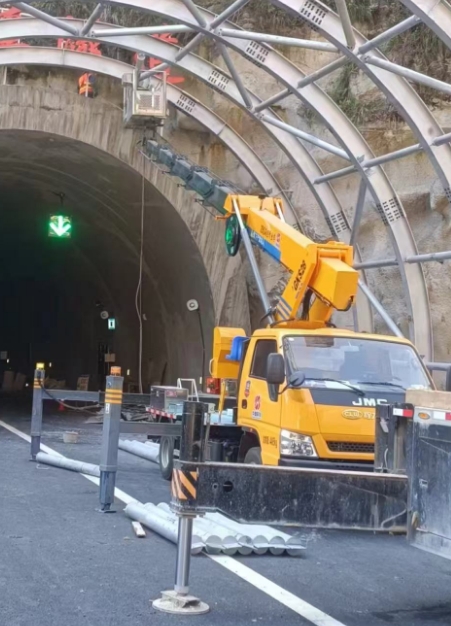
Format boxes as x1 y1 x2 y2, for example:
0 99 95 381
171 467 199 506
99 372 124 512
30 368 45 460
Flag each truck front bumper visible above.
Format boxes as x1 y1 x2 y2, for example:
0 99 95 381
278 457 374 472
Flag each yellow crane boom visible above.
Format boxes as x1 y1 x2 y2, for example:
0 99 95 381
222 195 359 327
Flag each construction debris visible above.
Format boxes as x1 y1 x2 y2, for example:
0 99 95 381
131 521 146 538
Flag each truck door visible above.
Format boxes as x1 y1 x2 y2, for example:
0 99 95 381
239 338 281 465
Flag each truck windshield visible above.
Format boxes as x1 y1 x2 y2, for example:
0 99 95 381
283 336 432 390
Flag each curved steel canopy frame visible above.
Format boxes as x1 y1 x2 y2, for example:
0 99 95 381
0 1 449 359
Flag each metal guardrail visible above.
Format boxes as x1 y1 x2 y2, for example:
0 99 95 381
30 369 156 512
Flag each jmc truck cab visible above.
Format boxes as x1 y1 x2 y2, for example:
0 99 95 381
212 326 434 469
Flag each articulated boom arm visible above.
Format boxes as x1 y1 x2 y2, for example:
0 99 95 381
223 195 359 325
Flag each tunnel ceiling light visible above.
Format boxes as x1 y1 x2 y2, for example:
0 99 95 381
108 318 116 330
48 214 72 238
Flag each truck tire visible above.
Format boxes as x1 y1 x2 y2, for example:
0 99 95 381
244 447 262 465
159 436 174 481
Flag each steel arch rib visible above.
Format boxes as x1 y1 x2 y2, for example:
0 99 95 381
0 48 283 197
0 18 376 331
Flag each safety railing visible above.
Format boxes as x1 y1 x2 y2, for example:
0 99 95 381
30 368 154 511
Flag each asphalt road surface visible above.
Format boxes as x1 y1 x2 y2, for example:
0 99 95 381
1 396 451 626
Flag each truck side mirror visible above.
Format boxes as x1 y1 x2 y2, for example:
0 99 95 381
266 353 285 402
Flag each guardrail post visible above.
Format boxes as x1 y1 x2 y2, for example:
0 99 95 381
153 401 209 615
99 370 123 512
30 368 45 460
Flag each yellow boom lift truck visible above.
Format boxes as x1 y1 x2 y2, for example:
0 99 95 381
158 194 433 478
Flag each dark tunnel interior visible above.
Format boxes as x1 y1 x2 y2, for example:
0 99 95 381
0 130 215 391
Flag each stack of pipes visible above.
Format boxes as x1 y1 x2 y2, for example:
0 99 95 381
124 502 307 556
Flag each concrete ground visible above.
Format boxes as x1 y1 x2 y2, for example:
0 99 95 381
1 395 451 626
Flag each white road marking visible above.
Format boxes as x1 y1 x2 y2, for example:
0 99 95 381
0 419 347 626
209 555 346 626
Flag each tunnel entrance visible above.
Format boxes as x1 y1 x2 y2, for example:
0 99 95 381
0 129 214 391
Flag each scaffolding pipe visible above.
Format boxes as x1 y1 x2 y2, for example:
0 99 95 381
218 43 253 108
354 258 397 270
35 452 100 477
233 198 275 323
261 115 350 160
80 3 104 36
141 0 250 82
407 250 451 264
315 144 423 184
218 28 337 51
358 15 421 54
210 0 250 25
350 179 367 247
358 279 403 337
355 250 451 270
180 0 207 27
425 362 451 372
253 57 348 113
363 55 451 96
93 24 193 37
335 0 356 49
432 131 451 147
12 2 79 35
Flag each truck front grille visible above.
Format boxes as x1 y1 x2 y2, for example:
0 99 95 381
328 441 374 454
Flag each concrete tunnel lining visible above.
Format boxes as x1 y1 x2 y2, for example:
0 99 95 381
0 127 219 389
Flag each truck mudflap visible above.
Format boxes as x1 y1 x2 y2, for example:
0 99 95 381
171 460 408 532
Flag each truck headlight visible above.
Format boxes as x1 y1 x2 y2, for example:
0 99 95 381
280 429 318 457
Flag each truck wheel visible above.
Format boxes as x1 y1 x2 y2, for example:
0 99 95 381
244 447 262 465
159 436 174 481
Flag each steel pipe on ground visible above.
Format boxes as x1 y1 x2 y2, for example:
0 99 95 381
124 502 204 555
119 439 160 463
157 503 244 555
204 511 308 556
157 503 306 556
35 452 100 477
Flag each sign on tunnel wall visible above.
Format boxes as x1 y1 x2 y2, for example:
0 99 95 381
48 215 72 238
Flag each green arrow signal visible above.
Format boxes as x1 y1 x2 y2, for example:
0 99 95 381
49 215 72 238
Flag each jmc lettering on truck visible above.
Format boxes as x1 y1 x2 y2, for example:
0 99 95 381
352 398 389 407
